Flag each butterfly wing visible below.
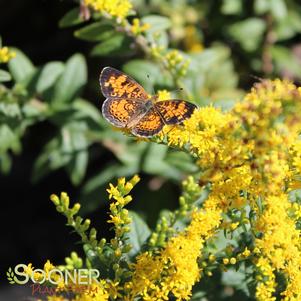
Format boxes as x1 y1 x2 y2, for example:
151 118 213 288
102 98 146 128
132 108 164 137
100 67 149 99
155 99 197 125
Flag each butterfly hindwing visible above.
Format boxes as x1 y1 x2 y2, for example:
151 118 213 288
155 99 197 125
102 98 146 128
100 67 149 99
132 108 164 137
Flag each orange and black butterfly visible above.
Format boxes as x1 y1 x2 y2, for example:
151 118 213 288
99 66 197 137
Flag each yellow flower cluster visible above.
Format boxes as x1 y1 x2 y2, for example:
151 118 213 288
125 204 222 300
255 257 276 301
157 89 171 101
25 260 65 289
83 0 132 20
130 18 150 35
161 79 301 300
0 46 16 63
165 49 190 78
107 175 140 237
49 79 301 300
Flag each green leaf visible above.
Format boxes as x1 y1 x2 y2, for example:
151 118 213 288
254 0 270 14
72 98 102 123
254 0 287 20
221 266 253 296
32 122 89 183
191 291 206 300
80 164 121 214
36 61 64 94
165 151 198 173
141 15 171 33
8 48 35 83
22 99 48 119
126 211 151 257
119 143 145 167
52 54 87 105
271 46 301 78
32 137 71 182
0 102 21 118
65 122 89 185
123 60 161 93
67 149 88 185
0 125 21 154
270 0 287 20
228 18 266 52
0 69 12 82
74 22 115 42
0 153 12 174
221 0 242 15
142 144 182 180
142 15 171 47
275 11 301 41
90 33 130 57
84 244 113 278
59 8 85 28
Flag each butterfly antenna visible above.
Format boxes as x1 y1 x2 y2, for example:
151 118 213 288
166 87 185 99
249 74 265 82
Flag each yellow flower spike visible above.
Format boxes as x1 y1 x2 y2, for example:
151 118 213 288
84 0 133 20
117 177 126 188
44 260 55 273
129 174 140 186
60 192 69 208
126 200 222 300
25 263 34 276
50 194 60 206
72 203 81 215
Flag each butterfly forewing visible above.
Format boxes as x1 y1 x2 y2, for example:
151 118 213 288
155 99 197 125
100 67 149 100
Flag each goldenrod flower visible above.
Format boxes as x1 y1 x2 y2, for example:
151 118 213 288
84 0 132 20
50 79 301 300
0 46 16 63
130 18 150 35
157 90 171 101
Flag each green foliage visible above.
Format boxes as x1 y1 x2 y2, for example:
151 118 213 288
1 0 300 212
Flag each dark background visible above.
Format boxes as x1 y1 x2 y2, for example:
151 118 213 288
0 0 85 280
0 0 116 294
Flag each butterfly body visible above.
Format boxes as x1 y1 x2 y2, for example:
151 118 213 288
100 66 196 137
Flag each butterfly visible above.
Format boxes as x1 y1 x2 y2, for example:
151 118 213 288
99 66 197 137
